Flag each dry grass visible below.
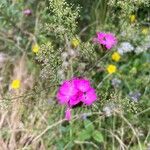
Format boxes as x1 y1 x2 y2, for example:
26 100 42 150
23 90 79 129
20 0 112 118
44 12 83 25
0 54 46 150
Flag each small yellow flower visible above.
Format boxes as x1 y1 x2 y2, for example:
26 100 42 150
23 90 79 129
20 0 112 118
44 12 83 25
11 80 20 89
130 15 136 23
129 67 137 75
142 27 148 35
112 52 121 62
143 62 149 67
32 44 39 53
71 38 80 48
107 65 117 74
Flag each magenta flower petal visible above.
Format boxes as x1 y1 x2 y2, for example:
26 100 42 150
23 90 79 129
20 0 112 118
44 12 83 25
56 92 69 104
69 93 81 106
23 9 32 16
59 80 78 96
97 32 106 41
81 88 97 106
65 108 71 121
94 32 117 50
73 78 91 92
57 77 97 121
103 33 117 49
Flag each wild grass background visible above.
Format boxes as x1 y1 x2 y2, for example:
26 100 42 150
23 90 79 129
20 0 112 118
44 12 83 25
0 0 150 150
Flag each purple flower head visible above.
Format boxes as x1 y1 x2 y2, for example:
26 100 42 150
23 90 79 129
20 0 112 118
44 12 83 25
57 77 97 121
129 91 141 102
94 32 117 50
23 9 32 16
82 113 88 120
111 78 121 88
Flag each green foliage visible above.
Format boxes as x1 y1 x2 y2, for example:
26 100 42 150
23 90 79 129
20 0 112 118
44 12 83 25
0 0 22 28
79 42 97 62
78 119 104 143
45 0 80 39
92 130 104 143
78 129 91 141
108 0 150 15
36 42 62 80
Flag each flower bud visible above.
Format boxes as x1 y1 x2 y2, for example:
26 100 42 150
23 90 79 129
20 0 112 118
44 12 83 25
23 9 32 16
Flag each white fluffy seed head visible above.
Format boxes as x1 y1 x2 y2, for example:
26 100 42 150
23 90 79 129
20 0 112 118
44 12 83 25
0 53 7 63
58 69 65 79
62 61 69 69
68 49 77 57
77 63 86 72
61 52 68 60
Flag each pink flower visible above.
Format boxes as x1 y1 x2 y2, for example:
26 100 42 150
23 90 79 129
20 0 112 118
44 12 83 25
23 9 32 16
56 77 97 121
65 108 71 121
73 78 91 92
81 88 97 105
69 93 81 106
57 80 78 105
94 32 117 50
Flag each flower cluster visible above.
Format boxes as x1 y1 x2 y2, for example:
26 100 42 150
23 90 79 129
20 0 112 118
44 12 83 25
94 32 117 50
129 91 141 102
57 78 97 120
103 102 117 117
118 42 134 54
111 78 121 88
135 35 150 54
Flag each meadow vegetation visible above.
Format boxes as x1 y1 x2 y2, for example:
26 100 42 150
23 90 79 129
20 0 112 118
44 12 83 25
0 0 150 149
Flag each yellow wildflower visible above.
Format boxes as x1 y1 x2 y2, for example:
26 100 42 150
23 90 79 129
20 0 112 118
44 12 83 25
32 44 39 53
129 67 137 75
142 27 148 35
107 65 117 74
71 38 80 48
130 15 136 23
11 80 20 89
112 52 121 62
